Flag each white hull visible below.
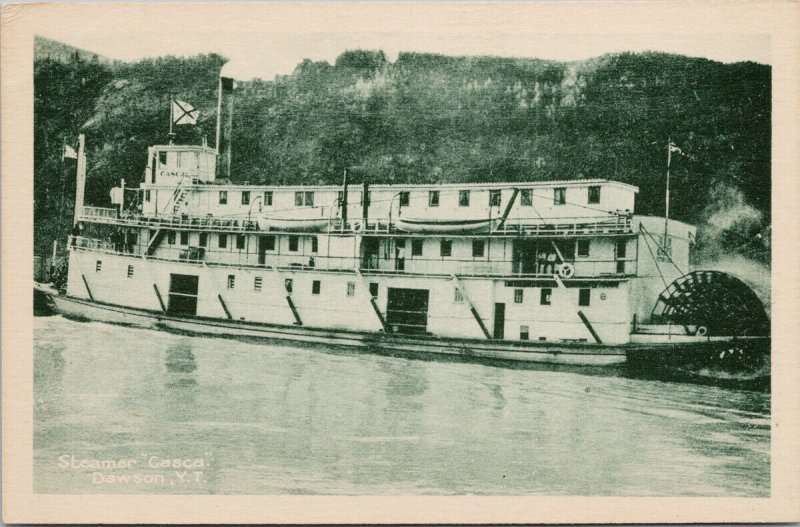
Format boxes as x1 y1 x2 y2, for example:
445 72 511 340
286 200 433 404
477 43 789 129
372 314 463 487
48 294 629 366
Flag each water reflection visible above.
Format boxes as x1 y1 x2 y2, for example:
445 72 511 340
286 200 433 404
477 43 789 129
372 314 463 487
164 340 197 388
34 316 771 496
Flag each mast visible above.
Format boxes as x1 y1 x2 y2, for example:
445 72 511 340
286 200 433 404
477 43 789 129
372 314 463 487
73 134 86 227
663 138 672 251
168 96 176 145
341 167 349 228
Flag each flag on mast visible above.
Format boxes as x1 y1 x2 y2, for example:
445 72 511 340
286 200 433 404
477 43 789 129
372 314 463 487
62 144 78 160
172 100 198 125
668 142 682 154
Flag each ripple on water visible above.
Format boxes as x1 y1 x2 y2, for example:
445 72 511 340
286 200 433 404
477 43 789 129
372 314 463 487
33 315 770 496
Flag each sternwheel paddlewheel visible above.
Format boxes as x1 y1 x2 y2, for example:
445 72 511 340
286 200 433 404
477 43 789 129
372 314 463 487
651 270 769 337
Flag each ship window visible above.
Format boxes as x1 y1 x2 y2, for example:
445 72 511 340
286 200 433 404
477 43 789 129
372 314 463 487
554 187 566 205
145 190 151 202
577 239 590 257
440 240 452 257
312 280 321 295
311 236 318 253
305 191 315 207
369 282 379 298
227 274 235 289
241 191 250 205
199 232 208 247
284 278 293 293
253 276 262 291
579 288 591 306
236 234 245 250
159 152 167 166
295 192 303 206
95 260 102 272
218 234 227 248
540 288 552 305
454 288 464 303
428 190 439 207
489 189 502 207
520 325 530 340
127 265 134 278
180 231 189 246
514 289 524 304
289 235 299 252
520 189 533 206
347 282 356 297
459 190 470 207
167 231 176 245
588 186 601 204
264 191 273 206
411 239 423 256
399 191 410 206
264 235 275 250
219 191 228 205
472 240 485 257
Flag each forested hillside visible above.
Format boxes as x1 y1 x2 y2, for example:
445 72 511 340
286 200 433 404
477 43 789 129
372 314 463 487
34 46 771 264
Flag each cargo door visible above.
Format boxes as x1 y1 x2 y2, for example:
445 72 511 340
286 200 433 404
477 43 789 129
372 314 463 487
386 288 429 333
168 274 199 315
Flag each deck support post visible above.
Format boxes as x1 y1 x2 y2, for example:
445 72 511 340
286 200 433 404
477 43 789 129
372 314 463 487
356 269 388 332
496 188 520 230
577 310 603 344
270 265 302 326
217 294 232 320
203 262 234 321
152 284 167 313
451 274 492 339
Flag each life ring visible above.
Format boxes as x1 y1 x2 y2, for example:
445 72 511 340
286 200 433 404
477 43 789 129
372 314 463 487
557 262 575 278
696 326 708 337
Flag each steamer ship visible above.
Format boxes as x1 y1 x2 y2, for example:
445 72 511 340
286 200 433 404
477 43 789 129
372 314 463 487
39 77 770 366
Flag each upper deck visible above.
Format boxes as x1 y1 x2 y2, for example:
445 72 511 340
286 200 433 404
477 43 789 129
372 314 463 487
140 178 636 222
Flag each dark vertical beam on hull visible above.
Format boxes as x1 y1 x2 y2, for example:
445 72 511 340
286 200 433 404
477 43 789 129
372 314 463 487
369 297 388 332
286 296 302 326
153 284 167 313
496 188 520 230
470 305 492 339
577 310 603 344
80 274 94 301
217 294 232 320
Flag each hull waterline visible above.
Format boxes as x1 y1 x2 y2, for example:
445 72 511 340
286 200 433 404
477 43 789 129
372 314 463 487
47 294 631 366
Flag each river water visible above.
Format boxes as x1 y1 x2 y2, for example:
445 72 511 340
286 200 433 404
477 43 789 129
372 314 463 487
33 315 770 496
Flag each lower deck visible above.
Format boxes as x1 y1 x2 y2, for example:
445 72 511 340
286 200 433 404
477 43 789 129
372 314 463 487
66 248 636 345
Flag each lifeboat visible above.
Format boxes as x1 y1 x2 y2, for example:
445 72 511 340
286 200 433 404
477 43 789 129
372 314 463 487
258 211 331 232
395 216 497 233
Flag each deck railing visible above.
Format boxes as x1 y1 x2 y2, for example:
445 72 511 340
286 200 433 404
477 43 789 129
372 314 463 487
68 236 638 278
82 206 118 219
79 210 634 237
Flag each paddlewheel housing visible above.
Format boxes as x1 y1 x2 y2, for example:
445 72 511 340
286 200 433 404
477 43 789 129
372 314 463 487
650 270 769 337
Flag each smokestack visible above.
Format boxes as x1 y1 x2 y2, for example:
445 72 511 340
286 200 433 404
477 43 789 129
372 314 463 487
215 76 235 179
